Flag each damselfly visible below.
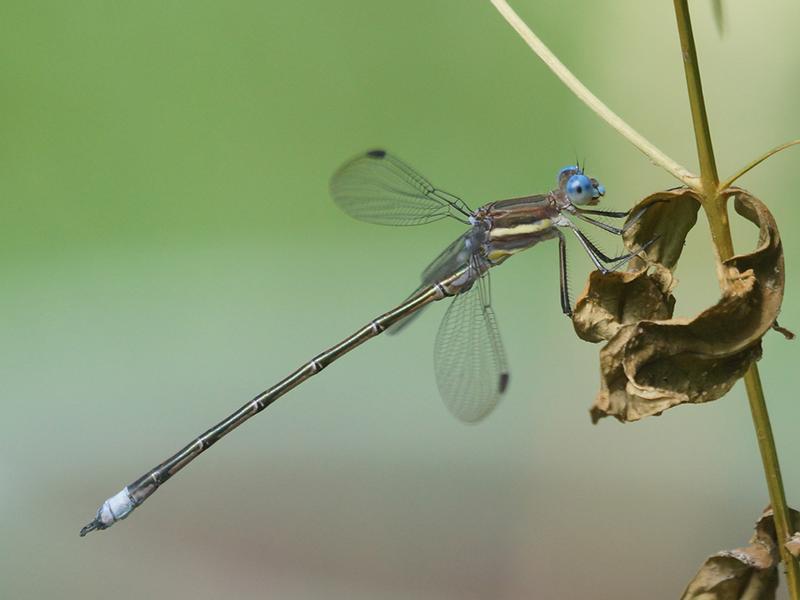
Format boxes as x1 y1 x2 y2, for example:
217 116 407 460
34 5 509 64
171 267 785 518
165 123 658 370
80 150 647 536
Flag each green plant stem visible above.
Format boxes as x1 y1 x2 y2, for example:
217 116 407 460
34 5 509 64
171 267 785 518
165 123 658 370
673 1 799 597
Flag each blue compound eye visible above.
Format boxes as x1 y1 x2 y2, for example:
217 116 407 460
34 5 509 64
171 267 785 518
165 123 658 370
565 174 594 205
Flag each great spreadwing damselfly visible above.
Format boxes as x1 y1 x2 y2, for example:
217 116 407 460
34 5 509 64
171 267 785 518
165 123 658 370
80 149 650 536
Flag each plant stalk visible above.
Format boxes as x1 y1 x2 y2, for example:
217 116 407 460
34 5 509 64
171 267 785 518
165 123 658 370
673 1 799 596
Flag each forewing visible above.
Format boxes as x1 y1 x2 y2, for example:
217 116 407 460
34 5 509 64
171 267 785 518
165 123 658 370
330 150 470 226
433 274 509 422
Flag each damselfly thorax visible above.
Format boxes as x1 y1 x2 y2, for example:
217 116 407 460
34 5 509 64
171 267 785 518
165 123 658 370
81 150 651 536
477 194 562 264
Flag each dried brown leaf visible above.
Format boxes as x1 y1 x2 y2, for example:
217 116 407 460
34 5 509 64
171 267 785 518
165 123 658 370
624 188 702 270
575 188 786 423
572 189 699 345
787 533 800 559
682 508 800 600
681 553 777 600
572 266 675 343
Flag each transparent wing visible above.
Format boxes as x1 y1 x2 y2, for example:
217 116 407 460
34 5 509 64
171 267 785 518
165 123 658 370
419 231 475 285
433 270 509 423
388 231 474 335
330 150 471 226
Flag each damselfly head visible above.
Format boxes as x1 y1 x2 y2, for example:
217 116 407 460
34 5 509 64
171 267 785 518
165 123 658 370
557 165 604 207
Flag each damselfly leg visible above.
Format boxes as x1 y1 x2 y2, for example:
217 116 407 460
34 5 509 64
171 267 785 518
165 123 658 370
571 202 651 235
557 231 572 316
555 201 658 314
569 226 655 274
573 207 631 218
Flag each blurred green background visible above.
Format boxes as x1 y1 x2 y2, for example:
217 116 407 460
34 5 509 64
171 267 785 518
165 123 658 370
1 1 798 598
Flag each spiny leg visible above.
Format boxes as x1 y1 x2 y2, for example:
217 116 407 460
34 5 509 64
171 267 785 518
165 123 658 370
573 207 630 218
570 227 609 273
572 212 627 235
557 231 572 316
569 226 655 274
573 203 651 235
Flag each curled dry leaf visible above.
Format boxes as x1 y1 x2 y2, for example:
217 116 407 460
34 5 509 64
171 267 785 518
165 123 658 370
787 533 800 559
572 188 786 423
570 267 674 343
624 189 703 271
573 189 699 344
681 508 800 600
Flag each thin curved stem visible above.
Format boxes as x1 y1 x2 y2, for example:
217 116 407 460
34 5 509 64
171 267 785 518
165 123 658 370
673 2 799 598
720 139 800 191
489 0 699 190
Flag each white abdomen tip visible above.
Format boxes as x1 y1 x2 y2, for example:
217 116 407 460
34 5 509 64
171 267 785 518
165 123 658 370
97 487 135 527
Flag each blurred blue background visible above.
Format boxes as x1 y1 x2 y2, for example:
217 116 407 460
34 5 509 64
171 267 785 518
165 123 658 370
1 1 798 598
